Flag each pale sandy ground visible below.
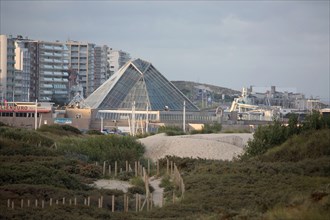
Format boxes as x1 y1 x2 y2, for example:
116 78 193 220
92 179 132 193
140 133 253 161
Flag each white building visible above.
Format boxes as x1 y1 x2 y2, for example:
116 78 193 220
94 45 108 90
0 35 16 101
14 41 31 101
66 41 95 97
107 49 131 76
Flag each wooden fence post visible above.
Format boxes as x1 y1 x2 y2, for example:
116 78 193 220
103 161 106 176
166 159 169 175
135 194 138 212
69 199 72 205
135 161 138 177
74 197 77 206
11 201 14 210
112 195 115 212
42 200 45 209
21 199 23 208
126 160 128 172
84 198 87 206
101 196 103 208
157 160 160 176
109 165 111 175
50 198 53 206
150 193 153 210
7 199 10 208
147 159 150 175
27 199 30 207
170 161 173 176
115 161 117 177
87 196 90 206
35 199 38 207
56 200 58 205
138 194 141 211
62 197 65 205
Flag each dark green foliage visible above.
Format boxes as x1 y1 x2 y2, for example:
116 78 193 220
38 124 81 136
243 111 329 159
260 129 330 162
244 119 287 158
0 121 8 127
57 135 145 163
158 125 185 136
0 126 54 148
86 130 104 135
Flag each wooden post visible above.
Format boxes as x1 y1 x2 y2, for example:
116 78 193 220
135 161 138 177
115 161 117 177
135 194 138 212
100 196 103 208
84 198 87 206
7 199 10 208
96 161 98 166
50 198 53 206
27 199 30 207
124 194 126 212
126 160 128 172
21 199 24 208
166 159 169 175
170 161 173 176
147 159 150 175
56 200 58 205
112 195 115 212
150 193 153 210
69 199 72 205
157 160 160 176
35 199 38 207
98 198 100 208
109 165 111 175
126 195 129 212
138 194 141 211
74 197 77 206
63 197 65 205
103 161 106 176
42 200 45 208
120 168 122 173
11 201 14 210
137 161 141 176
87 196 90 206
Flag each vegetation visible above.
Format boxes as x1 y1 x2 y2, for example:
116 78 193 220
1 111 329 219
190 122 222 134
158 125 185 136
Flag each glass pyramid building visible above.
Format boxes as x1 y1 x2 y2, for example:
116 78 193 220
85 59 199 111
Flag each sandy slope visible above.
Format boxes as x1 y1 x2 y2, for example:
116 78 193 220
140 133 253 161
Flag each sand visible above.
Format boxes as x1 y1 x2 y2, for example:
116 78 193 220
140 133 253 161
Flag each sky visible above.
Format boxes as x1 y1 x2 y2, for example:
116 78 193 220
1 0 329 103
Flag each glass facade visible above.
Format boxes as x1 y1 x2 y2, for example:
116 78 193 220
85 59 199 111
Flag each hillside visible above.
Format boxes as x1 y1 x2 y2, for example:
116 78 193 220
171 81 240 107
0 123 329 219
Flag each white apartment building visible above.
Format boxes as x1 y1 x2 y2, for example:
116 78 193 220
0 35 16 101
107 49 131 76
94 45 108 90
15 41 31 101
66 41 95 98
37 41 69 103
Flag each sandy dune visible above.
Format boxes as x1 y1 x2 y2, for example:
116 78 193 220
140 133 253 161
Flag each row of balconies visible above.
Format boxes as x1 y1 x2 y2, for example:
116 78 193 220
42 77 68 82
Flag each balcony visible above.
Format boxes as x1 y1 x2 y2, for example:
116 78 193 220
41 84 53 88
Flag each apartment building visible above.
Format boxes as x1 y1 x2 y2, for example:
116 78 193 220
14 41 31 101
0 35 16 101
107 49 131 76
66 41 95 98
94 45 108 90
37 41 69 103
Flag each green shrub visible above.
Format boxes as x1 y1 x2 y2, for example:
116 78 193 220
38 124 81 136
86 130 103 135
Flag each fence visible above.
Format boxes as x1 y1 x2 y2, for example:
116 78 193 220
5 159 185 212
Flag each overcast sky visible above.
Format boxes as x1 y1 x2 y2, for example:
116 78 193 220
1 0 329 102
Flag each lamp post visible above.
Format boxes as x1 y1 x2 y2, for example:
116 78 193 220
183 100 186 133
34 99 38 130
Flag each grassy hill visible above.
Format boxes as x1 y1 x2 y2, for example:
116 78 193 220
0 123 329 219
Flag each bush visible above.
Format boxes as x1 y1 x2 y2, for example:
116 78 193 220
86 130 103 135
158 126 186 136
38 124 81 136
